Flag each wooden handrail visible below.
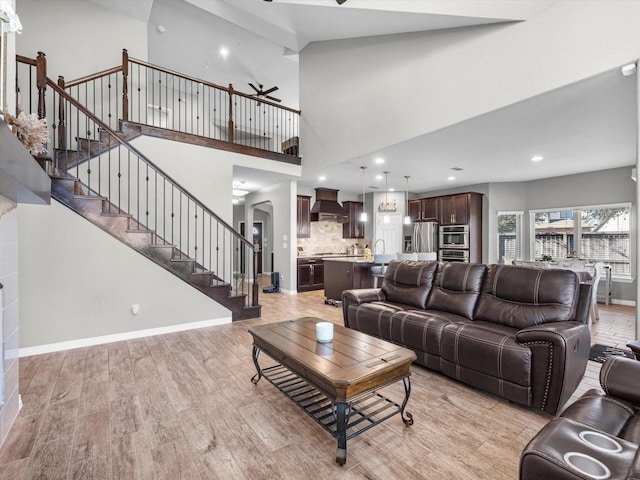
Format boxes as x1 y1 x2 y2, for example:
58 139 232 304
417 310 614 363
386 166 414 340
128 55 301 114
64 65 122 89
15 54 36 66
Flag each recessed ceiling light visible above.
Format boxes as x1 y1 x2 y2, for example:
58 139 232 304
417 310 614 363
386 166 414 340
389 188 395 192
448 176 455 181
318 175 326 181
375 158 385 164
375 174 383 180
220 47 229 58
531 155 544 162
233 189 249 196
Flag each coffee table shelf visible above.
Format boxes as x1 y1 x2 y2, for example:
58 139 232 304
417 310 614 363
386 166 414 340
257 363 412 443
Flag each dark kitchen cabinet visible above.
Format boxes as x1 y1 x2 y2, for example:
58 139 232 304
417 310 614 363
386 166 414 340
342 201 364 239
409 198 438 222
323 260 372 302
297 195 311 238
297 258 324 291
439 193 471 226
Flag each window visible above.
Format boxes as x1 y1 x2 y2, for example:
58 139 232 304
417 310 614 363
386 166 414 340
497 211 524 264
532 209 577 261
579 206 631 277
529 204 632 279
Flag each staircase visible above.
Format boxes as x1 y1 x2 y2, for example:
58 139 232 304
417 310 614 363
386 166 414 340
17 52 265 321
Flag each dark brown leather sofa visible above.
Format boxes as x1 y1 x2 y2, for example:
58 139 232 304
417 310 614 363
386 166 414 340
342 260 592 415
520 355 640 479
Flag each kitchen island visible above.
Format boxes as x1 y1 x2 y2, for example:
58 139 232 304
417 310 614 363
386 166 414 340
323 257 374 305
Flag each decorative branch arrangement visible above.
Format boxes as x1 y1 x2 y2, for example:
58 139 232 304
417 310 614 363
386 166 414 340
2 111 48 155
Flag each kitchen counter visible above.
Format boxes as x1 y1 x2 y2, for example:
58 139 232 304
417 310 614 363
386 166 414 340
298 254 363 259
324 257 374 304
322 256 373 263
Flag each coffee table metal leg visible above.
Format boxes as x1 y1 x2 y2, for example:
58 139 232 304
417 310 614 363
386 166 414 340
401 377 414 426
335 402 348 465
250 346 262 384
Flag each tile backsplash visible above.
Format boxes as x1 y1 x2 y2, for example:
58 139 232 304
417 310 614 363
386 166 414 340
297 221 370 255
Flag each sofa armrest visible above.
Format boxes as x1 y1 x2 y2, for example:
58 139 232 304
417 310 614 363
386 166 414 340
341 288 386 328
599 356 640 405
574 282 593 325
516 321 591 414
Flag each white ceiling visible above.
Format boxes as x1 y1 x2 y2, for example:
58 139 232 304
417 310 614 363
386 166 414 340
92 0 638 196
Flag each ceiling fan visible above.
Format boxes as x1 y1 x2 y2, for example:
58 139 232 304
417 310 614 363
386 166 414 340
248 82 281 103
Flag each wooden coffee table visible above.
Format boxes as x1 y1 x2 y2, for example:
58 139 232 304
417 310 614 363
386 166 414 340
249 317 417 465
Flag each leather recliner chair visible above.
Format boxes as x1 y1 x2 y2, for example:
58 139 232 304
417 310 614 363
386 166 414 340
520 353 640 479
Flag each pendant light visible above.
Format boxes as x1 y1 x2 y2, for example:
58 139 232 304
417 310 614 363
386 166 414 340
359 166 368 222
383 171 390 224
404 176 411 225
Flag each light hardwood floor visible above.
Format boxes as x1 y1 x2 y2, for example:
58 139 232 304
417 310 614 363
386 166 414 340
0 281 635 479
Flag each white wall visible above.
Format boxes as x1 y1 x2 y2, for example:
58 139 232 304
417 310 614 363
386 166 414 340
299 1 640 174
16 0 148 79
18 201 231 350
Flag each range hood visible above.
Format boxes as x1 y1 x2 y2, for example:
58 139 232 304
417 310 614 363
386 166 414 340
310 188 348 223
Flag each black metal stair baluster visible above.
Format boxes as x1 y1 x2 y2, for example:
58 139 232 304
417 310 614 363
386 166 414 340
186 198 190 259
193 204 198 266
106 137 111 214
127 151 131 215
137 63 141 124
154 170 158 235
170 185 175 246
117 147 122 214
208 216 212 276
144 162 149 230
179 194 183 256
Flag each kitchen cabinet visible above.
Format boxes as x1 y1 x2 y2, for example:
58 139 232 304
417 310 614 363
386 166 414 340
323 258 372 302
297 195 311 238
342 201 364 238
409 198 438 222
438 192 483 263
439 193 470 225
297 258 324 291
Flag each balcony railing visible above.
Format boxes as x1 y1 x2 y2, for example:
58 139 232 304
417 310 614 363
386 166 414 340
54 49 300 160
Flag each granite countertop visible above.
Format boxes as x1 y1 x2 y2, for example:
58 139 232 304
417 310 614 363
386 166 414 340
298 254 361 259
322 256 373 263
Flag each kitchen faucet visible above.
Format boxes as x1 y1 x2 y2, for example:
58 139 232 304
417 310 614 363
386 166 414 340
374 239 386 254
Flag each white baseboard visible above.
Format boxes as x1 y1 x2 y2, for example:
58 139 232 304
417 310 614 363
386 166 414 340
18 316 232 357
610 299 636 306
280 288 296 295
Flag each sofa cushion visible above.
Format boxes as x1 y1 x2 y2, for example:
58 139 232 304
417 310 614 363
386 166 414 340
381 260 438 309
388 309 470 358
474 264 580 328
347 302 405 339
440 320 531 387
425 262 486 319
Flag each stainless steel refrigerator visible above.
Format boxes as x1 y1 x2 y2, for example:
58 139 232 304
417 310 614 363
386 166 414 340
404 221 438 253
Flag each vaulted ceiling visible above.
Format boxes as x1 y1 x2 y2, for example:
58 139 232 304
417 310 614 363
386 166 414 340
89 0 637 195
